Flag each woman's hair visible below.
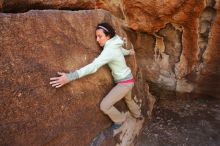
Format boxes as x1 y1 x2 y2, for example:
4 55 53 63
96 23 116 38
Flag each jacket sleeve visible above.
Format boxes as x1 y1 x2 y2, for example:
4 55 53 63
120 47 130 56
76 48 113 78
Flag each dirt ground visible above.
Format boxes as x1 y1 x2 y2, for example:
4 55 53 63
136 96 220 146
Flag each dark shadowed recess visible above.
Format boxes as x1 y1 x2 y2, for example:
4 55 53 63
1 1 95 13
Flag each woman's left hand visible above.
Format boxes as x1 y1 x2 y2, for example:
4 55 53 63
50 72 69 88
129 49 135 55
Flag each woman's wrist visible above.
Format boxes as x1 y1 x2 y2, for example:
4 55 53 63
66 71 79 81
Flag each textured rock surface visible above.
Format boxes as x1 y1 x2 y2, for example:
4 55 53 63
97 0 220 98
1 1 220 99
1 0 220 145
123 0 220 98
0 0 95 12
95 0 125 19
196 1 220 98
123 0 204 32
0 9 148 146
0 0 3 10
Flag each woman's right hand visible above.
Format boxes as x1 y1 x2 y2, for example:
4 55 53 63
50 72 69 88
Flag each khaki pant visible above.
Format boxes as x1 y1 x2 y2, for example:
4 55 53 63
100 82 141 123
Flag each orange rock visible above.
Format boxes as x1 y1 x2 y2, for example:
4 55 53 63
0 9 148 146
196 2 220 97
0 0 95 12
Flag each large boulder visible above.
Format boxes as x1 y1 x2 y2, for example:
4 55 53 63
0 9 148 146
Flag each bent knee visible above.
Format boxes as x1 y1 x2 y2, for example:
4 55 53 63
100 101 110 114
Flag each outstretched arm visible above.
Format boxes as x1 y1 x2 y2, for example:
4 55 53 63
50 47 112 88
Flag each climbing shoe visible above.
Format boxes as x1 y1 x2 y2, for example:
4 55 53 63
111 122 123 130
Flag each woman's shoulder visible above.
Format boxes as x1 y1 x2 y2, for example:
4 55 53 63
105 35 124 48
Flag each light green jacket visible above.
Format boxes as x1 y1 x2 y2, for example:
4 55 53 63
67 35 132 82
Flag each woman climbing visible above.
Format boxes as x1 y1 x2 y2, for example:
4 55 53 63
50 22 142 130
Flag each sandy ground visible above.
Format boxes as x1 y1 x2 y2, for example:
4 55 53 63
136 96 220 146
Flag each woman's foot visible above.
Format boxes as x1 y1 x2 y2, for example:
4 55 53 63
111 122 123 130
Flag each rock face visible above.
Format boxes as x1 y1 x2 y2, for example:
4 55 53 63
123 0 204 32
120 0 218 97
197 1 220 98
97 0 220 98
1 1 220 99
0 0 95 12
123 0 220 98
1 0 220 145
0 10 147 146
95 0 125 19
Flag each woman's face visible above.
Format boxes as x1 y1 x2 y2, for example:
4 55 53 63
96 29 110 47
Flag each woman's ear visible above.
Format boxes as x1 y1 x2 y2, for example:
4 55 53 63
107 35 110 40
